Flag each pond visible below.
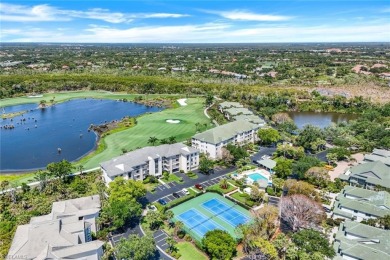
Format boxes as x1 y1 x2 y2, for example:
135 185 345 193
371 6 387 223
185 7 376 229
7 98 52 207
287 111 358 129
0 99 162 172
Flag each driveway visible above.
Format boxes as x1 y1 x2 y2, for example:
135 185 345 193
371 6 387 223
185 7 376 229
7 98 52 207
250 146 277 163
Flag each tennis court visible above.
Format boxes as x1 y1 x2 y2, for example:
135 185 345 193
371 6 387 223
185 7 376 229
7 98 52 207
202 198 250 227
177 209 224 238
170 193 252 241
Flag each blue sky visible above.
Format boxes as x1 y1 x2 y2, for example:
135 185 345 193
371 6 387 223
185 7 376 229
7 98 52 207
1 0 389 43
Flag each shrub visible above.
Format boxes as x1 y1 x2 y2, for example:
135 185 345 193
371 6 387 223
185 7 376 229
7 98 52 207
266 187 275 196
246 200 255 207
184 234 192 242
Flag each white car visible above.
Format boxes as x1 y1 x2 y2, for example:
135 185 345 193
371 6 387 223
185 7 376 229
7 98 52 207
182 188 190 195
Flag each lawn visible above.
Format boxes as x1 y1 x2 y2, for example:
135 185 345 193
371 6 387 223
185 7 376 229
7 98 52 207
0 90 184 107
78 97 211 169
162 173 183 184
206 183 237 194
177 242 208 260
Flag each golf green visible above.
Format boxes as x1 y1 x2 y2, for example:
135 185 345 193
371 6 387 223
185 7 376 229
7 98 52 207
80 97 211 169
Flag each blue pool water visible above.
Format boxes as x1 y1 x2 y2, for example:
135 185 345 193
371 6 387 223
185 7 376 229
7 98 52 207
248 172 268 182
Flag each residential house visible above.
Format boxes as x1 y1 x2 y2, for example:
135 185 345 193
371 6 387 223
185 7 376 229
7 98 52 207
223 107 253 120
339 161 390 189
363 149 390 166
8 195 104 260
192 120 261 159
332 186 390 221
101 143 199 184
333 220 390 260
232 114 266 126
218 101 243 113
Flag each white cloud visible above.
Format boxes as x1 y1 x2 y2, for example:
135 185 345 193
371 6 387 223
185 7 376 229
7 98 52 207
207 10 292 21
0 3 189 23
0 3 70 22
5 22 389 43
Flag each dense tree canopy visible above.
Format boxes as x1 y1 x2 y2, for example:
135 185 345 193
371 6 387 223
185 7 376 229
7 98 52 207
258 128 282 145
115 235 156 260
202 230 236 260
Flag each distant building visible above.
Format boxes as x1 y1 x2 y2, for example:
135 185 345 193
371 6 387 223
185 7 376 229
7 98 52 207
192 120 261 159
101 143 199 184
332 186 390 221
363 149 390 166
334 220 390 260
223 107 253 120
8 195 103 260
339 161 390 189
218 101 244 112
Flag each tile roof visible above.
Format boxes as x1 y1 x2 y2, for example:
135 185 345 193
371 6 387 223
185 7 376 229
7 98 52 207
334 220 390 260
192 120 260 145
100 143 198 177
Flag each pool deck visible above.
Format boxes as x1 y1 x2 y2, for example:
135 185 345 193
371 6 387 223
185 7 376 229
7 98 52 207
233 168 272 181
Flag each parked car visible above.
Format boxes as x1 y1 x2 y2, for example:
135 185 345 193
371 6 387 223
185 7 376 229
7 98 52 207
182 188 190 195
158 199 167 205
172 192 180 198
195 184 203 190
147 205 157 211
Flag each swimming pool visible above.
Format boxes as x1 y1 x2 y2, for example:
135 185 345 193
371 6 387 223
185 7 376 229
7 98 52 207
247 172 268 182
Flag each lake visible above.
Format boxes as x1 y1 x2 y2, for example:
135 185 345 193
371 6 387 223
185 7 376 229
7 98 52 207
0 99 162 172
287 111 358 129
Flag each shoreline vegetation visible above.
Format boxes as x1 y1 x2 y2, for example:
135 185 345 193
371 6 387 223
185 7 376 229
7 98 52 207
0 92 210 183
1 110 28 119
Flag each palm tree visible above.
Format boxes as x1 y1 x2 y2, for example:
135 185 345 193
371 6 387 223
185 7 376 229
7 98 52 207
78 165 84 175
148 136 159 146
39 100 47 108
166 237 178 253
219 178 229 189
165 210 174 221
168 136 176 144
34 170 49 192
195 122 201 132
160 138 168 144
174 221 184 238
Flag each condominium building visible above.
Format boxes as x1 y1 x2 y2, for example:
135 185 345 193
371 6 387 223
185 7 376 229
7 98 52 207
339 161 390 189
363 148 390 166
101 143 199 184
192 120 261 159
334 220 390 260
8 195 104 260
333 186 390 222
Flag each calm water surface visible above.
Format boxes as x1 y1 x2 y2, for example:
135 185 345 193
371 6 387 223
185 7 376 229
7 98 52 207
287 111 358 129
0 99 162 172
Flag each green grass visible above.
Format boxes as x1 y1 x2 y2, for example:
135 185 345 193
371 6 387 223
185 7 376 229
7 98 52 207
177 242 208 260
0 172 35 184
206 183 237 194
0 90 184 107
78 97 211 169
170 193 252 241
230 192 249 204
163 173 183 184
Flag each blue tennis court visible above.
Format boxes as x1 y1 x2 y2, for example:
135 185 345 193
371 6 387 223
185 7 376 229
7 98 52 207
177 209 223 238
202 198 250 227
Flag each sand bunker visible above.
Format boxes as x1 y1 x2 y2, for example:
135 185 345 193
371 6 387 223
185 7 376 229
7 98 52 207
177 98 187 106
166 119 181 124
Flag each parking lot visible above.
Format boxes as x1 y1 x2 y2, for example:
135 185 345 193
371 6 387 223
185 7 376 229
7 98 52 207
155 181 178 192
153 230 169 252
158 189 188 204
199 175 228 189
155 175 230 205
